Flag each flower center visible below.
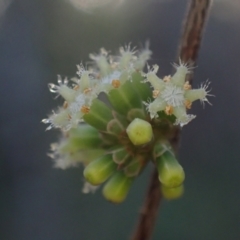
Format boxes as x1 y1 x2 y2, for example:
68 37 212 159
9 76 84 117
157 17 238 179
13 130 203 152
161 84 184 107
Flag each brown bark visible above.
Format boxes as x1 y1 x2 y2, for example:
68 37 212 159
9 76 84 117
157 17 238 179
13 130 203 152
178 0 212 84
130 169 160 240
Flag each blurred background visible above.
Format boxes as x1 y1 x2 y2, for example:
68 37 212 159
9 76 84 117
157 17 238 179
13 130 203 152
0 0 240 239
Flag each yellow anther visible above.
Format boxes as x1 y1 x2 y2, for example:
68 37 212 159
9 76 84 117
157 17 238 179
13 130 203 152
111 79 121 88
152 90 160 98
163 75 171 82
164 105 173 115
81 105 90 114
184 100 192 109
110 61 118 69
83 88 92 94
73 85 79 91
63 101 68 109
183 81 192 90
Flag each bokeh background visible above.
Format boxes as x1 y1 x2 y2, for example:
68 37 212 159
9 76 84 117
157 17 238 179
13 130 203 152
0 0 240 239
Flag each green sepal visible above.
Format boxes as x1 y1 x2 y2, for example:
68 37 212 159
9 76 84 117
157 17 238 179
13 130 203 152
107 80 143 115
83 154 117 185
153 142 168 159
131 72 152 102
112 148 130 165
99 132 119 146
107 119 124 135
124 155 146 177
102 171 133 203
155 150 185 188
83 99 113 131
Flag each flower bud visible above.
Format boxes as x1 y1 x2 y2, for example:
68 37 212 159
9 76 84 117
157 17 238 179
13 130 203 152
67 124 101 150
108 81 142 115
126 118 153 146
83 99 113 131
131 72 152 101
102 172 133 203
83 154 117 185
156 150 185 188
161 184 184 200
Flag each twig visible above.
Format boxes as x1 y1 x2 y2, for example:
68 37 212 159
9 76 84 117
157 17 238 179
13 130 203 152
178 0 212 84
130 168 160 240
130 1 212 240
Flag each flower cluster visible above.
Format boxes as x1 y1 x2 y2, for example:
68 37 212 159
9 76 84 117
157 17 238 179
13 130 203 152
43 45 211 202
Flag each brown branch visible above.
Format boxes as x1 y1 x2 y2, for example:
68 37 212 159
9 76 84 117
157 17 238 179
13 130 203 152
130 168 161 240
130 1 212 240
178 0 213 84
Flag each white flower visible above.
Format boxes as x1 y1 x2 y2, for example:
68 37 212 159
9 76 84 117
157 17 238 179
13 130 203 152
48 76 77 103
42 108 72 131
144 61 212 126
48 143 81 169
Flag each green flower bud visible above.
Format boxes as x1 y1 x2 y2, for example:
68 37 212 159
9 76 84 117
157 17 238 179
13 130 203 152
83 99 113 131
107 80 142 115
131 72 152 101
83 154 117 185
66 124 101 150
126 118 153 146
102 172 133 203
161 184 184 200
156 150 185 188
78 149 105 165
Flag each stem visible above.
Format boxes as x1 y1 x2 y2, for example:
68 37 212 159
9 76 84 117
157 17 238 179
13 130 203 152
130 1 212 239
178 0 213 83
130 168 161 240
